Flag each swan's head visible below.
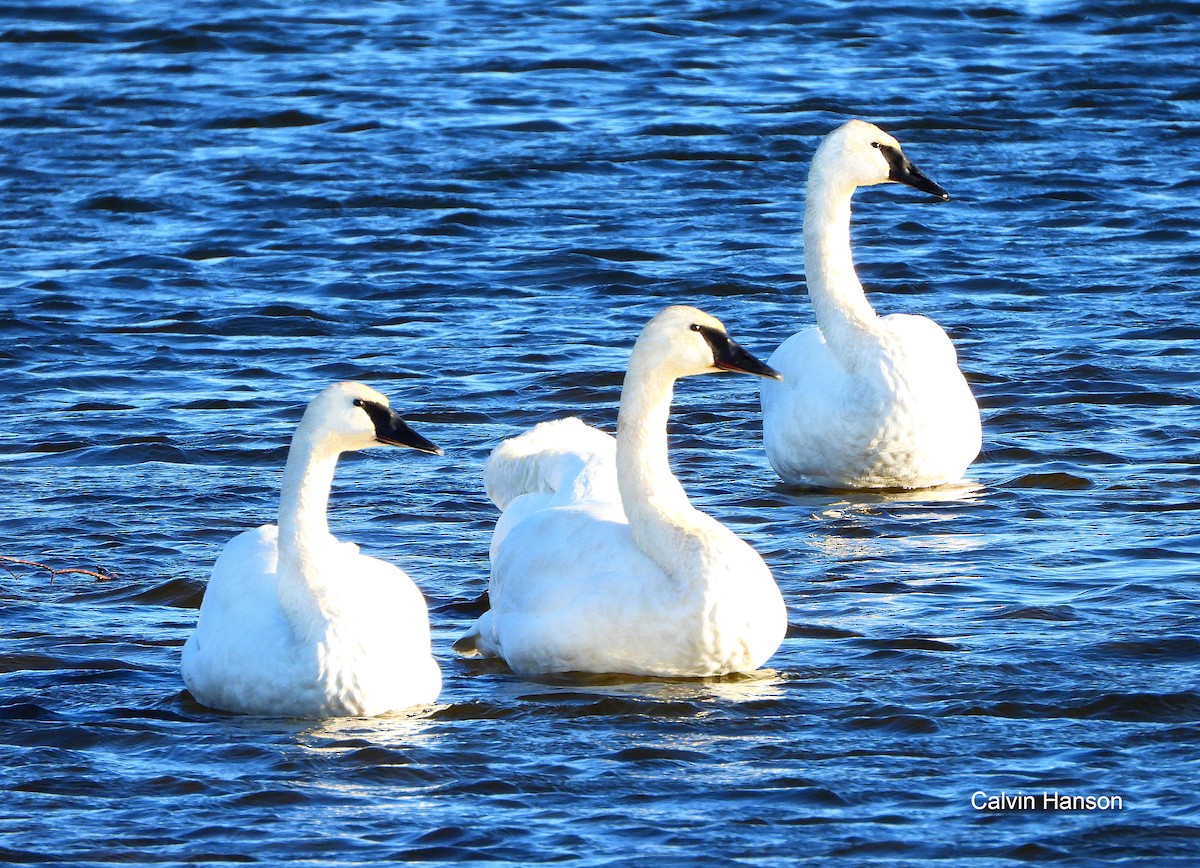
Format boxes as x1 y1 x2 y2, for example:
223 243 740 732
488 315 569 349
813 119 949 201
633 306 783 382
300 382 443 456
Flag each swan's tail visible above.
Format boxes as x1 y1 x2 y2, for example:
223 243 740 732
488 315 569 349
484 417 617 510
453 623 484 657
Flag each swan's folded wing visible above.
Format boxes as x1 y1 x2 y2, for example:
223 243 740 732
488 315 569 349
470 503 693 675
181 525 299 709
336 546 435 649
484 417 618 510
192 525 281 630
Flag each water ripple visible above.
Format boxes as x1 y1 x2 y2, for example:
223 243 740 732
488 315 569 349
0 0 1197 862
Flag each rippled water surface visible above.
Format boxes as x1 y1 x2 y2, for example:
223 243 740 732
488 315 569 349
2 0 1199 863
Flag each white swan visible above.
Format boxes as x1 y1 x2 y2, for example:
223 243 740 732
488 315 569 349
761 120 981 489
455 306 788 678
181 382 443 717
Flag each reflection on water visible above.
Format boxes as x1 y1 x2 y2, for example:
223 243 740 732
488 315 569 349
794 483 989 562
519 669 787 704
778 480 987 510
298 710 440 751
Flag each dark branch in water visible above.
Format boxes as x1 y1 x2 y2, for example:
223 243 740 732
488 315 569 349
0 555 116 583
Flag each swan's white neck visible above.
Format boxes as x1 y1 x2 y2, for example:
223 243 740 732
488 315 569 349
275 423 341 636
615 355 704 580
803 165 879 357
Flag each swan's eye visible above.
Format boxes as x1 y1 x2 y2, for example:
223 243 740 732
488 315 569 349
353 398 365 408
871 141 881 149
689 323 702 332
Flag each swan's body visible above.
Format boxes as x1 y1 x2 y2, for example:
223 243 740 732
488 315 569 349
761 120 981 490
182 382 443 718
456 306 788 678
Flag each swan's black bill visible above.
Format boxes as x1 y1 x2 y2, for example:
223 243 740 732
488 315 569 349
359 400 444 455
879 143 950 201
694 325 784 381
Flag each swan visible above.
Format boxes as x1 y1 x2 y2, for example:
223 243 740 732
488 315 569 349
761 120 981 489
181 381 444 717
455 305 788 678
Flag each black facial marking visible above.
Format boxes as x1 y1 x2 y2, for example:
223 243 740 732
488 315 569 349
356 398 397 437
878 143 949 201
691 323 724 355
692 324 782 381
355 398 443 455
877 143 905 174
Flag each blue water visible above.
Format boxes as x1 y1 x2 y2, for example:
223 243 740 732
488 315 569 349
2 0 1199 863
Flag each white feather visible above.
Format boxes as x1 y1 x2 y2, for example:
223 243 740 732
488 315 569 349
761 120 982 489
459 307 787 678
181 382 442 717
